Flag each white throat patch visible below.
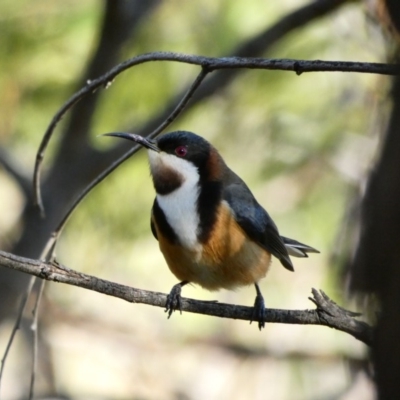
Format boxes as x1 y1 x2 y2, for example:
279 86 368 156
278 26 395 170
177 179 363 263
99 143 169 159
148 151 201 249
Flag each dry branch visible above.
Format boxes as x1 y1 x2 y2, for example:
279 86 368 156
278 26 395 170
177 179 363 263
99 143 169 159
0 250 373 346
33 53 400 214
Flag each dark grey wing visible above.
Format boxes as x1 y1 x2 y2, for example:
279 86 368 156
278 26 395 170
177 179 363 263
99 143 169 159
223 177 294 271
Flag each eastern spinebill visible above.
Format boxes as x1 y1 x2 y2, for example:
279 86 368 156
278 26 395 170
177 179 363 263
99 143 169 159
103 131 319 329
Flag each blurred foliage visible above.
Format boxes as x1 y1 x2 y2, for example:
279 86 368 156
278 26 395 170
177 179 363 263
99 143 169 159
0 0 388 399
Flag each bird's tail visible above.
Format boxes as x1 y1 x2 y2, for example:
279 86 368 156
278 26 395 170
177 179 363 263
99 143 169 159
281 236 320 258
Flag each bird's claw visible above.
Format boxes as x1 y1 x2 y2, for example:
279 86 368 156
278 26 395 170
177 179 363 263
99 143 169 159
165 283 183 318
250 293 266 330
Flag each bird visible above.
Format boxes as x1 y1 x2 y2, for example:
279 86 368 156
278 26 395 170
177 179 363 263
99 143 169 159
103 130 319 329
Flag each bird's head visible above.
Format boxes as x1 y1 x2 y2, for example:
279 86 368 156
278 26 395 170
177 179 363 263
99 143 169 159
103 131 223 195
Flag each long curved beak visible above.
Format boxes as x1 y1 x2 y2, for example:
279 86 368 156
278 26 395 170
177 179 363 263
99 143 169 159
102 132 160 152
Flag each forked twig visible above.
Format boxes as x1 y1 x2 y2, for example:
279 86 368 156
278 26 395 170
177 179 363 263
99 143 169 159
33 53 400 214
0 276 36 390
48 68 209 245
0 237 57 395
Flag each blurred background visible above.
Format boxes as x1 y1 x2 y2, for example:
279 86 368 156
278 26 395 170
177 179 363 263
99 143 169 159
0 0 397 399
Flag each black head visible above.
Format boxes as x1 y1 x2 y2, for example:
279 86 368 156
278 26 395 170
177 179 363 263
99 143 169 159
155 131 212 172
102 130 224 192
102 130 213 170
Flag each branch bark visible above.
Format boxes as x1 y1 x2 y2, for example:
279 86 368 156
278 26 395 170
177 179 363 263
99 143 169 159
0 250 373 346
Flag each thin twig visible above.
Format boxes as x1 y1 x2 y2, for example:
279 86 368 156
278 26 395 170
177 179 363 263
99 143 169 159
0 250 374 346
33 54 400 213
29 279 46 400
0 240 56 394
0 276 36 392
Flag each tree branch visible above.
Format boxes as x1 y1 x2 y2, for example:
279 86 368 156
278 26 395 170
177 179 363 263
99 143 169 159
0 250 373 346
33 53 400 213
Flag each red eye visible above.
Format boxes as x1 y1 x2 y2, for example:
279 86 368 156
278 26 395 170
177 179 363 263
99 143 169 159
175 145 187 157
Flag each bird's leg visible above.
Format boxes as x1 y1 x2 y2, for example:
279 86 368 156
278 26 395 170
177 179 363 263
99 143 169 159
165 281 189 318
250 283 266 330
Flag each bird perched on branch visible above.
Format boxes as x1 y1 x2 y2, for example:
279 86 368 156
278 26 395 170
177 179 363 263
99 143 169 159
104 131 319 329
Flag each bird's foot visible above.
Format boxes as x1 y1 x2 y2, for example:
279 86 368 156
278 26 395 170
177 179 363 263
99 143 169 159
250 289 266 330
165 282 186 318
